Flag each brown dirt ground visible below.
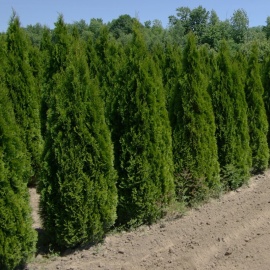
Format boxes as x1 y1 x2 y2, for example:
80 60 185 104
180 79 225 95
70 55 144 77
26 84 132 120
28 171 270 270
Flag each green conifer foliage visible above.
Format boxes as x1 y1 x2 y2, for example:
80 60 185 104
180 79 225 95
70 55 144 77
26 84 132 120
162 43 182 109
245 44 269 173
262 55 270 153
0 40 36 269
233 51 248 86
199 44 215 79
39 27 53 138
40 16 71 139
50 15 70 75
86 26 124 122
210 41 251 189
39 37 117 249
112 23 175 227
5 14 43 185
170 33 220 203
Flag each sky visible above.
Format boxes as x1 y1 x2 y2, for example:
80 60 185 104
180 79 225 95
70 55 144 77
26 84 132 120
0 1 269 32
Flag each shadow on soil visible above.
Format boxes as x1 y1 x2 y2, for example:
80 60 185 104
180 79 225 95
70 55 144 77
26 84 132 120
35 228 51 255
34 227 102 258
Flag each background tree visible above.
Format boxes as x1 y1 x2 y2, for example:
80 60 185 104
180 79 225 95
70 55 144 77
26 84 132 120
219 19 233 41
23 23 44 47
109 14 136 39
144 19 167 49
170 6 209 43
39 36 117 249
167 19 186 45
170 33 220 203
242 26 270 61
202 10 222 49
189 6 209 42
171 6 191 34
263 16 270 39
67 19 89 37
230 9 249 44
89 18 104 39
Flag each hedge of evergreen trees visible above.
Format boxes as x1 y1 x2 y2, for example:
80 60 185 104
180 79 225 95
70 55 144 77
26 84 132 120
2 6 270 269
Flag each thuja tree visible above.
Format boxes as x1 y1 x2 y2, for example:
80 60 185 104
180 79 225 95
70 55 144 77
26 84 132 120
39 36 117 249
39 27 53 137
49 15 70 75
262 54 270 153
40 15 71 138
231 60 252 184
170 33 220 203
199 44 216 80
245 44 269 173
5 14 43 185
112 23 175 227
86 26 124 122
0 40 36 269
28 44 42 102
161 42 182 110
233 50 248 86
210 41 251 189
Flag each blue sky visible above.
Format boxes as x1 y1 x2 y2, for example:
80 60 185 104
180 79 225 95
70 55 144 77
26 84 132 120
0 1 269 31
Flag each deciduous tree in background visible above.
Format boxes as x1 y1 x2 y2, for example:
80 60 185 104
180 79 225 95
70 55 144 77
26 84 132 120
230 9 249 44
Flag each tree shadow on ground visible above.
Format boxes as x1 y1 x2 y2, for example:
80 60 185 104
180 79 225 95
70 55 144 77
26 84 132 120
34 227 102 257
35 228 51 255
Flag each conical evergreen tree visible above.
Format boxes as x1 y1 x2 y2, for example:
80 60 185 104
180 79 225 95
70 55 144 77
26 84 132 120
86 26 125 124
170 33 220 203
40 16 71 139
210 41 251 189
28 44 42 101
112 22 175 227
233 50 248 86
161 42 182 110
50 15 70 75
0 38 36 269
262 54 270 154
39 26 54 138
5 14 43 185
199 44 215 80
245 44 269 173
39 36 117 249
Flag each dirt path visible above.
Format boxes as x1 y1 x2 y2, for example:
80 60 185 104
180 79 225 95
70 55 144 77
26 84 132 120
28 171 270 270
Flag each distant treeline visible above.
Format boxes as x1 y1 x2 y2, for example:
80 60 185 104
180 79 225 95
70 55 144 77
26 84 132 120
1 6 270 270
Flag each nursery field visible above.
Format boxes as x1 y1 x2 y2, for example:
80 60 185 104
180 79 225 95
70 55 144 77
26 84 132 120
28 171 270 270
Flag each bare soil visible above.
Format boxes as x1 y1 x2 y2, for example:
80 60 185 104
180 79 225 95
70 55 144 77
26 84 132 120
28 171 270 270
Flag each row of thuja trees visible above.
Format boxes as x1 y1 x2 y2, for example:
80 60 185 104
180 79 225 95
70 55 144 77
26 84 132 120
1 12 270 269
